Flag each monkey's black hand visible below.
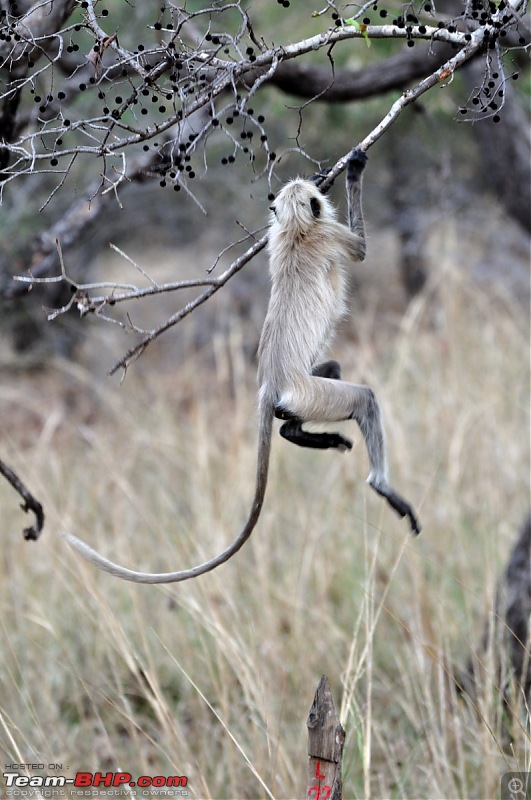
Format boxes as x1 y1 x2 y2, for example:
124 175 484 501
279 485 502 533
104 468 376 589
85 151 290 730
327 433 353 452
347 148 368 181
279 419 353 452
309 167 333 194
275 405 297 421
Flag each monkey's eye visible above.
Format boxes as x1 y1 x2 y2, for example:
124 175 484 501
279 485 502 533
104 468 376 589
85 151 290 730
310 197 321 218
269 204 276 215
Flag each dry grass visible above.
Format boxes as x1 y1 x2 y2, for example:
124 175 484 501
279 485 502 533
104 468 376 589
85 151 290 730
0 265 529 800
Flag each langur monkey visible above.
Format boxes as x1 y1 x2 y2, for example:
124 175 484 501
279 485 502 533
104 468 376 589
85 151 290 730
63 148 421 583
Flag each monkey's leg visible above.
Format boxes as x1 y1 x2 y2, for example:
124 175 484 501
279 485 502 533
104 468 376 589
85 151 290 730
279 377 421 533
349 387 421 534
276 361 352 451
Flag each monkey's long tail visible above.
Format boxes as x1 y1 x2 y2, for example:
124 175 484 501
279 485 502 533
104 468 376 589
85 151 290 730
62 409 274 584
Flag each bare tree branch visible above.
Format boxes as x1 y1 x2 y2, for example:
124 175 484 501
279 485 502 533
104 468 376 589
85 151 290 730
1 0 528 361
107 234 269 375
0 8 512 173
265 42 454 101
0 457 44 540
0 0 76 64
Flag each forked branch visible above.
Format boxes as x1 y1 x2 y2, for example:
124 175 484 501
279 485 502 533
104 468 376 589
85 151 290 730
0 458 44 541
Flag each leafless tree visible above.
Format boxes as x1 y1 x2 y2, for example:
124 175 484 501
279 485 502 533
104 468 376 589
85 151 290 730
1 0 528 368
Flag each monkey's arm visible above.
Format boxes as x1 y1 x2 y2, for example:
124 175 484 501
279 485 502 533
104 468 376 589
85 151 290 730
277 376 421 535
345 147 368 260
346 148 368 230
278 419 352 452
325 148 368 263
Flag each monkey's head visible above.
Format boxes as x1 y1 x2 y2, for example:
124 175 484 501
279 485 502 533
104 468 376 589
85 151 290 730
270 179 336 235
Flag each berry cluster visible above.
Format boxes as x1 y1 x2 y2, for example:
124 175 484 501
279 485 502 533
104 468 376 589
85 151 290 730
0 0 527 203
0 2 277 199
329 0 524 119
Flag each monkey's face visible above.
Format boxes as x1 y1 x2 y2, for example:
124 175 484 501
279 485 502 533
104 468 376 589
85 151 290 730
270 179 336 235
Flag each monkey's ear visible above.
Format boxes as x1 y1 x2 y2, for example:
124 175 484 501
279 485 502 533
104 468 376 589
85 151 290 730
310 197 321 218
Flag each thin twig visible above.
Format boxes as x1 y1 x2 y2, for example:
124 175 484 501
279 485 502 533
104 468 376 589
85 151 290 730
108 234 268 375
0 458 45 541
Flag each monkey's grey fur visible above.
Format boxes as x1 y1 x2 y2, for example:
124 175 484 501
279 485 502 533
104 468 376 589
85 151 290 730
63 148 420 584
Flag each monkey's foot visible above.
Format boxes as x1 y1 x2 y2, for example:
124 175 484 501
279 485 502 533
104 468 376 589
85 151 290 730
369 481 422 535
347 148 368 181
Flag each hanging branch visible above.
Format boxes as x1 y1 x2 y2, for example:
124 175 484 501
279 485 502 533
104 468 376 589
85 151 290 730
0 458 45 541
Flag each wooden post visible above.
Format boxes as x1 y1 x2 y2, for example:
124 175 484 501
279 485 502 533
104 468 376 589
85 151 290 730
306 675 345 800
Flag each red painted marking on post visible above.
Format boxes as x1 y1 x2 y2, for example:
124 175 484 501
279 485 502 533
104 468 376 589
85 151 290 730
308 786 332 800
315 761 326 780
